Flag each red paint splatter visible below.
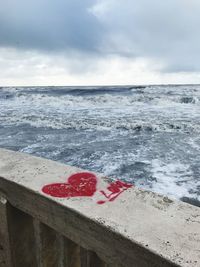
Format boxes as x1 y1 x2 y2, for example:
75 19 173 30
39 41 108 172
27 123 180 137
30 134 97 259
97 200 106 205
98 180 133 204
42 172 97 198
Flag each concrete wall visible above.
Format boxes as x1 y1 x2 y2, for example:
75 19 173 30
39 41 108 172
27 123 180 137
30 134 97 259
0 148 199 267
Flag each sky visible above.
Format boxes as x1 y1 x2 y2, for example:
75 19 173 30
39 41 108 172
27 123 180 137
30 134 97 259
1 0 200 86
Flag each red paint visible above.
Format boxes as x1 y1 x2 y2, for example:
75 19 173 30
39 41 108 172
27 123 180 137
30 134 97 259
98 180 133 204
42 172 133 205
42 172 97 198
97 200 106 205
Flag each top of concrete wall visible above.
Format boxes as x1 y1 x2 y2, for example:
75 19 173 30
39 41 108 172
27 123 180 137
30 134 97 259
0 148 199 267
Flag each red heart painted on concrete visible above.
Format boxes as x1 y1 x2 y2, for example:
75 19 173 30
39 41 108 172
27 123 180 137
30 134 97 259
42 172 97 198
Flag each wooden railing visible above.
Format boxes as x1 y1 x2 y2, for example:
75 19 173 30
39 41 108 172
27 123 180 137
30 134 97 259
0 148 199 267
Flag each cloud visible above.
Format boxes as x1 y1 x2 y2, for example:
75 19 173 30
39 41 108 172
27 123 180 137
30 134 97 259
0 0 200 73
0 0 103 53
1 47 200 86
91 0 200 72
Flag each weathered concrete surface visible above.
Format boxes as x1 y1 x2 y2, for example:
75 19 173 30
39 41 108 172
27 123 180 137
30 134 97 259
0 148 200 267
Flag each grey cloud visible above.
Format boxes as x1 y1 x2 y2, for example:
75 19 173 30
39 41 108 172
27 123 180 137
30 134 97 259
0 0 103 53
96 0 200 72
1 0 200 72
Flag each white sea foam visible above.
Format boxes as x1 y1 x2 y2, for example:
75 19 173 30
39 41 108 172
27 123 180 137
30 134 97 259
150 160 199 201
1 87 200 132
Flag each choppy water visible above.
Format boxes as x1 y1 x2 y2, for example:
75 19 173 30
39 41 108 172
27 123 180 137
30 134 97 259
0 85 200 206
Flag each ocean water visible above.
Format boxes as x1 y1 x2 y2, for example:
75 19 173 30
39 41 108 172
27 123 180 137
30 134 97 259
0 85 200 206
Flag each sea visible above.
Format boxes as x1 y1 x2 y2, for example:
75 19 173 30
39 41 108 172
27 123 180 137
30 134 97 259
0 85 200 207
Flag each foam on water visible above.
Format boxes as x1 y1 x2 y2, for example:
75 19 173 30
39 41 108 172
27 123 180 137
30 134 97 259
150 160 199 200
0 85 200 206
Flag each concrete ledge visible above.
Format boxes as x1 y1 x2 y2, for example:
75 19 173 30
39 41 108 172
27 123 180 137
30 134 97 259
0 148 200 267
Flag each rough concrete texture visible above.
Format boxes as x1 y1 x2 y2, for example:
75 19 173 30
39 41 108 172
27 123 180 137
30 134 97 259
0 148 199 267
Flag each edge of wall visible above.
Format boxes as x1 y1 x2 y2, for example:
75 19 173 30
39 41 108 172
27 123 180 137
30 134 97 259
0 148 200 267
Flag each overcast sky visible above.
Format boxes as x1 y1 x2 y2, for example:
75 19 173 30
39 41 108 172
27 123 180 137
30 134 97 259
1 0 200 86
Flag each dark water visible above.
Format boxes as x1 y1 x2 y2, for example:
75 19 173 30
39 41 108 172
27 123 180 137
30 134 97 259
0 85 200 206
